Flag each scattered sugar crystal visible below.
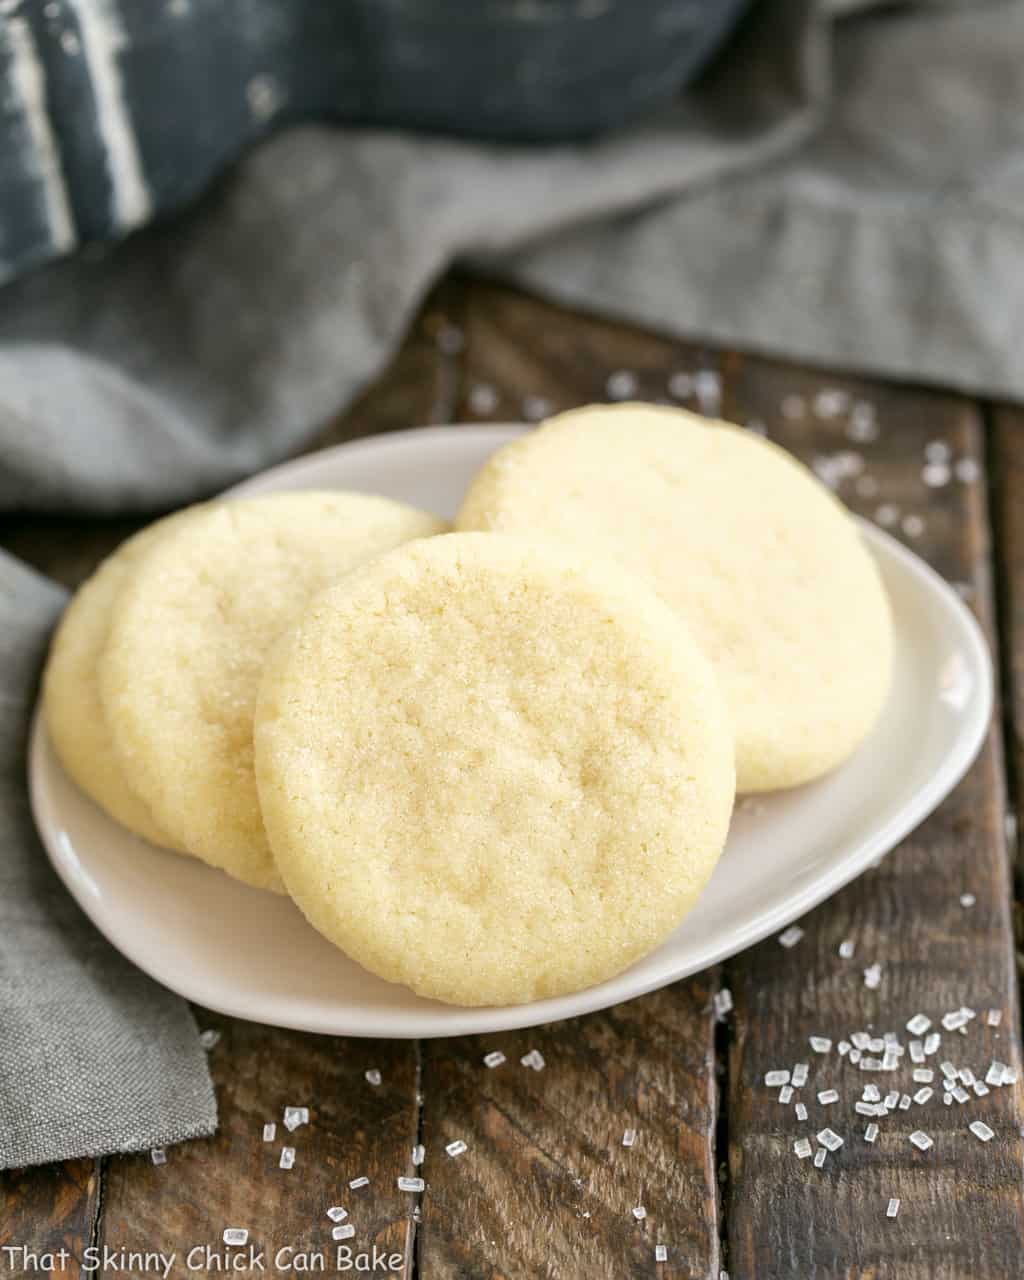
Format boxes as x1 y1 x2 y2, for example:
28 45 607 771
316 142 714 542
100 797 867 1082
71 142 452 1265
813 1148 827 1168
606 370 638 401
667 372 693 400
864 965 882 990
863 1084 881 1102
713 989 734 1020
898 1095 912 1111
943 1093 953 1105
848 404 879 443
1003 1066 1019 1085
412 1144 425 1166
882 1048 900 1071
837 1041 851 1057
332 1225 355 1242
865 1124 880 1144
885 1091 899 1109
794 1138 813 1159
779 1086 794 1104
941 1061 958 1079
922 462 950 488
855 1101 880 1116
520 1049 546 1071
283 1106 309 1131
817 1128 843 1151
956 458 980 484
909 1041 924 1064
809 1037 832 1054
792 1063 809 1087
952 1086 970 1104
925 440 951 464
468 383 499 416
913 1088 933 1105
781 394 806 420
813 388 850 419
960 1068 976 1086
522 394 553 422
349 1176 369 1189
398 1177 425 1192
912 1069 934 1084
655 1245 668 1263
924 1033 941 1055
365 1069 382 1086
632 1205 647 1221
446 1140 467 1157
850 1030 871 1048
622 1129 637 1148
483 1051 506 1069
875 504 900 527
795 1103 808 1121
960 893 976 908
223 1229 248 1246
694 370 722 416
986 1061 1007 1086
765 1070 791 1087
279 1147 295 1170
886 1198 900 1219
779 926 804 949
973 1081 990 1097
867 1037 885 1054
859 1057 884 1072
906 1014 931 1036
909 1130 933 1151
942 1011 969 1032
262 1123 276 1143
969 1120 994 1142
151 1148 166 1166
987 1009 1003 1028
199 1029 221 1050
838 939 856 959
327 1207 347 1223
849 1049 862 1065
818 1090 839 1105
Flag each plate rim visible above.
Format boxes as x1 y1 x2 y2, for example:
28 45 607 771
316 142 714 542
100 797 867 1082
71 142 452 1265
30 424 994 1037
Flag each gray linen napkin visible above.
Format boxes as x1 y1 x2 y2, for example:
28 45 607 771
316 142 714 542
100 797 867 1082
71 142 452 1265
0 553 217 1169
2 0 1022 1169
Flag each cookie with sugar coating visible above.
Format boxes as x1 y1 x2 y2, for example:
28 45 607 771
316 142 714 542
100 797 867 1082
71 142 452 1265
254 532 735 1006
100 492 448 892
43 507 207 850
457 404 893 793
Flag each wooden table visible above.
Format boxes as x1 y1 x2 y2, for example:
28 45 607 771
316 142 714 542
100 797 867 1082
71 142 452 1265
3 277 1023 1279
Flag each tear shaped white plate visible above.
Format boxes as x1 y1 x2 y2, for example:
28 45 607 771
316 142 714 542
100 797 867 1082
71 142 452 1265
30 425 992 1037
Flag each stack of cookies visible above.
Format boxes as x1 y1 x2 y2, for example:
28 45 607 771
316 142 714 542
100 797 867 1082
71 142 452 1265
44 404 892 1007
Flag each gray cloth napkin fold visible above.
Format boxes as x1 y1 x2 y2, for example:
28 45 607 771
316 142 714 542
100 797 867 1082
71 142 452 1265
1 0 1021 1170
0 552 217 1170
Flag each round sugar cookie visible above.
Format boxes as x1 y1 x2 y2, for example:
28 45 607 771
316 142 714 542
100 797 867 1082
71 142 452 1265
456 404 893 793
254 532 735 1006
100 492 448 892
43 508 207 849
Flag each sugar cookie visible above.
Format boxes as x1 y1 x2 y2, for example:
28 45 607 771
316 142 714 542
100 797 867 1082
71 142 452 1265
43 508 205 849
457 404 892 792
100 492 447 891
255 532 735 1005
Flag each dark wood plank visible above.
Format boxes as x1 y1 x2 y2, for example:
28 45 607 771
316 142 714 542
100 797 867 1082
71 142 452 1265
0 1161 100 1277
97 1014 419 1278
720 363 1024 1279
417 279 723 1280
990 408 1024 885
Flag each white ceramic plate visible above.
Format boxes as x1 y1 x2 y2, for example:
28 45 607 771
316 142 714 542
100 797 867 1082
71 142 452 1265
30 425 993 1038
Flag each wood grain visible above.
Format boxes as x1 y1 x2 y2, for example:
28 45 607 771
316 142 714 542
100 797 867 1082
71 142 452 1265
416 280 724 1280
719 362 1024 1279
0 1161 99 1276
989 409 1024 886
